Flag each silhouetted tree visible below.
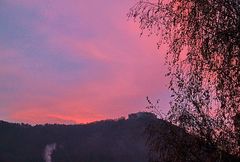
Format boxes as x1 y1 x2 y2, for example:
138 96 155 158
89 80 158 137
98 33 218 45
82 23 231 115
128 0 240 160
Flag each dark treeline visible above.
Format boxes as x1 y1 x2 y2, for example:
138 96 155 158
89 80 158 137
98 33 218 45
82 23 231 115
0 112 238 162
0 112 155 162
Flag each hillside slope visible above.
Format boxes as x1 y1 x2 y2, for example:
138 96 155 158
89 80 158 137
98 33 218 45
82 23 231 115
0 112 238 162
0 112 156 162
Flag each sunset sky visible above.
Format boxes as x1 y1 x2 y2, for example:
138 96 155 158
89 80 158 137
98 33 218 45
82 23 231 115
0 0 170 124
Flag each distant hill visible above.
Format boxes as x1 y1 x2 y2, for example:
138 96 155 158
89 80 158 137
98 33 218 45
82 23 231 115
0 112 238 162
0 112 157 162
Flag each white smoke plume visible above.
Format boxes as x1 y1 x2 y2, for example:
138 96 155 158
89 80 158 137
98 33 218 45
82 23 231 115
44 143 57 162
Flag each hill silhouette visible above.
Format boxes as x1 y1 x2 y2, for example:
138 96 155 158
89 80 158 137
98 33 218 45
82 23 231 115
0 112 157 162
0 112 238 162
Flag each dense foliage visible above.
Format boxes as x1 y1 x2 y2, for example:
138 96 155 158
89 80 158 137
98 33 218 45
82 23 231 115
128 0 240 158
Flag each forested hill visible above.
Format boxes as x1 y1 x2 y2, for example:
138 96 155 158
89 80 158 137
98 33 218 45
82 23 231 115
0 112 157 162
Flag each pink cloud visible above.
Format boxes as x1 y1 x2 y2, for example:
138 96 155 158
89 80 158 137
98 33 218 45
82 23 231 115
1 0 171 124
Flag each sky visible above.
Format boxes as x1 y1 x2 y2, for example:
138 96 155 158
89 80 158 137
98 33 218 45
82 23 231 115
0 0 170 124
